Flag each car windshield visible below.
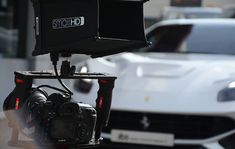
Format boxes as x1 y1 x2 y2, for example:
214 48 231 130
184 12 221 18
165 11 221 19
144 23 235 55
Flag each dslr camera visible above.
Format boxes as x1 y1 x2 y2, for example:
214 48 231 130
23 91 97 145
5 87 97 145
3 0 148 148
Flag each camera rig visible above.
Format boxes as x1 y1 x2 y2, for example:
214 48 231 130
4 70 116 148
3 0 149 148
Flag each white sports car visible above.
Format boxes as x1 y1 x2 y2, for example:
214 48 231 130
71 19 235 149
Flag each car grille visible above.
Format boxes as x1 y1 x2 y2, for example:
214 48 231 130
103 110 235 139
101 140 206 149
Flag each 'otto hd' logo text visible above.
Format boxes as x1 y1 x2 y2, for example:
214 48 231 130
52 17 85 29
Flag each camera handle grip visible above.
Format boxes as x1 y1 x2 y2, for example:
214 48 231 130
95 79 115 140
3 74 33 145
3 74 32 112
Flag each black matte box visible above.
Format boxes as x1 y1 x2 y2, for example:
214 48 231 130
31 0 148 57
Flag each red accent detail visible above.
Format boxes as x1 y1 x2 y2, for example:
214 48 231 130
16 78 24 84
100 80 108 84
99 96 103 109
15 98 20 110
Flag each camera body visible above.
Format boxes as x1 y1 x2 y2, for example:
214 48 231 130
23 91 97 145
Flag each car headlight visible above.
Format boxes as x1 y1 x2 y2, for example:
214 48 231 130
218 82 235 102
74 65 93 93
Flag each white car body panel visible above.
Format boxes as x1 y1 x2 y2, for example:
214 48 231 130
70 19 235 149
73 53 235 118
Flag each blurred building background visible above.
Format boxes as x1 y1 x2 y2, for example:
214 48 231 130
144 0 235 17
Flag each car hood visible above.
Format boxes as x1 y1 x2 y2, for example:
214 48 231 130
83 52 235 116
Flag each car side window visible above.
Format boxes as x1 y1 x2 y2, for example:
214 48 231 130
146 25 193 53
